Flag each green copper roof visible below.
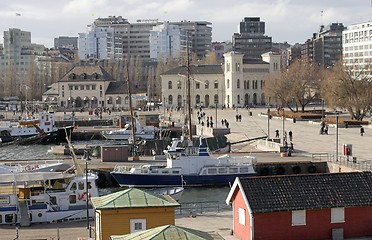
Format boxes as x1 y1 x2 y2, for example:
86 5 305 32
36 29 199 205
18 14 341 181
110 224 224 240
91 188 180 210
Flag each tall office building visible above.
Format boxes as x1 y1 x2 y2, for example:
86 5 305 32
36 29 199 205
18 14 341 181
343 21 372 72
313 23 344 67
232 17 272 60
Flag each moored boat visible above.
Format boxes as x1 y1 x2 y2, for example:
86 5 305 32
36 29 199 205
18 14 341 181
101 118 157 140
146 187 184 202
0 111 73 144
0 171 98 226
110 140 257 187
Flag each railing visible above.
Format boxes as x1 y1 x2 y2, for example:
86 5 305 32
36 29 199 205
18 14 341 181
175 201 230 215
311 153 372 171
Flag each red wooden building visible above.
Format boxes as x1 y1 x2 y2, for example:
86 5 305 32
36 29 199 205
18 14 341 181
226 172 372 240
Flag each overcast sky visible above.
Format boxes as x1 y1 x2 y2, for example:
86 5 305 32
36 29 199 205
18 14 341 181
0 0 372 48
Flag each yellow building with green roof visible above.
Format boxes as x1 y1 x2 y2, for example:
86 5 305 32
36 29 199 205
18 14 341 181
90 188 180 240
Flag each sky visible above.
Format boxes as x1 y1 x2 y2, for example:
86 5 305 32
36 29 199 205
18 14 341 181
0 0 372 48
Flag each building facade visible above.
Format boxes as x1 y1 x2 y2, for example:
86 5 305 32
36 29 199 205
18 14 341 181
223 51 281 107
54 36 78 50
0 28 52 99
232 17 272 60
226 172 372 240
149 22 181 61
343 20 372 72
42 65 145 110
79 16 212 61
313 23 345 67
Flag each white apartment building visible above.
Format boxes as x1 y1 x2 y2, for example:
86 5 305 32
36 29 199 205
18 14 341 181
343 21 372 72
78 24 121 60
150 22 181 61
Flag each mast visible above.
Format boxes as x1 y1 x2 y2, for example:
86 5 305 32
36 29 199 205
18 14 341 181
126 62 138 160
186 34 193 142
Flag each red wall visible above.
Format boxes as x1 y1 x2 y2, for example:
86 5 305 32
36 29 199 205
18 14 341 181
233 188 252 240
252 206 372 240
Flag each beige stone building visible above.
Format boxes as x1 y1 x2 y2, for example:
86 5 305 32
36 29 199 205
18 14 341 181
42 65 145 110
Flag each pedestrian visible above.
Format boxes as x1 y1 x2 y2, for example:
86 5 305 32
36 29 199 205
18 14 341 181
235 115 238 122
275 129 279 138
288 130 293 141
226 121 229 128
324 124 328 135
206 121 210 127
210 121 213 128
284 131 287 142
290 142 294 153
360 126 365 136
221 119 224 126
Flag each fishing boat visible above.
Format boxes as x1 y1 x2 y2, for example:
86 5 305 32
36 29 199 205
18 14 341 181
110 139 257 187
0 111 73 144
101 118 157 140
0 171 98 226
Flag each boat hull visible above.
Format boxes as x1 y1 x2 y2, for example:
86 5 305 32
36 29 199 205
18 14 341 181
102 132 155 140
111 172 258 187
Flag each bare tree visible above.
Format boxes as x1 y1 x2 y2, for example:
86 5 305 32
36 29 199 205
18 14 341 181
265 60 323 112
322 61 372 120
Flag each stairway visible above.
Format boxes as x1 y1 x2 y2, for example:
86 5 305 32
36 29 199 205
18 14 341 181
18 199 30 227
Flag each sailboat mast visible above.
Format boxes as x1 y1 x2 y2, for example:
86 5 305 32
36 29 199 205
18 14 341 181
186 35 193 142
126 63 138 160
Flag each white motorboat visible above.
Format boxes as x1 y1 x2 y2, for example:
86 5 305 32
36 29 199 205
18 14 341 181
101 118 157 140
147 187 184 202
111 139 257 187
0 171 98 226
0 160 70 174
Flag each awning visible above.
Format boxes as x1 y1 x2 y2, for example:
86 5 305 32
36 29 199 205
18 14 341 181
0 172 74 184
83 96 89 101
52 97 58 102
91 97 97 101
68 97 74 101
107 96 112 100
115 96 121 101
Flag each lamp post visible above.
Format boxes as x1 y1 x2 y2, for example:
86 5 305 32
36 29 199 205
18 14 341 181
267 108 270 139
336 115 339 161
282 108 285 146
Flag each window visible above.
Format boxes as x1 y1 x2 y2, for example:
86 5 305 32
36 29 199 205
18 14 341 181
78 182 84 190
227 79 230 88
292 210 306 226
130 219 146 233
237 79 240 88
236 63 240 71
214 81 218 89
238 208 245 225
205 80 209 89
69 195 77 204
5 214 14 223
92 85 96 90
331 208 345 223
196 82 200 89
168 81 172 89
177 80 181 89
70 182 76 191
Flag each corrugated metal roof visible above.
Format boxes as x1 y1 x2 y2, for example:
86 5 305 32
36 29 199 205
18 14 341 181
110 224 224 240
91 188 180 210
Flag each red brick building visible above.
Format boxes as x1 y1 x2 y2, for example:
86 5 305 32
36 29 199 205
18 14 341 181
226 172 372 240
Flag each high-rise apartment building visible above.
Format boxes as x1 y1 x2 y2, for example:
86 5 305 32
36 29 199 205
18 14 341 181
150 22 181 60
0 28 52 99
79 16 212 61
232 17 272 60
78 23 121 60
343 21 372 71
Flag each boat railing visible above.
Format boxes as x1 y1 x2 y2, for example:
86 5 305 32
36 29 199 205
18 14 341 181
184 147 199 156
175 201 231 215
113 165 134 173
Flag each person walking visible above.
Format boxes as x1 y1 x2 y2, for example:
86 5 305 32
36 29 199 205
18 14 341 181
360 126 365 136
275 129 280 138
288 130 293 141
